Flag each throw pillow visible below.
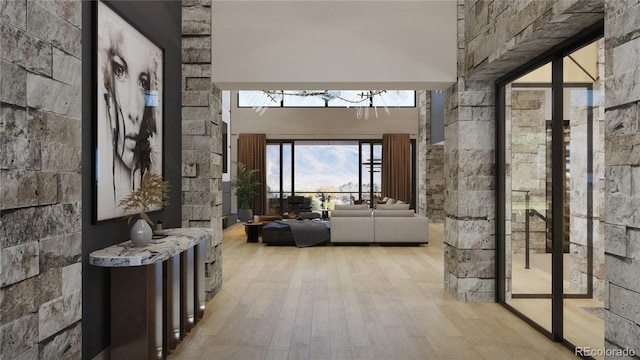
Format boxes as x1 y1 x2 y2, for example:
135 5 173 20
386 198 396 205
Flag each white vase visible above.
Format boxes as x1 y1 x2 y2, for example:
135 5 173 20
130 218 152 247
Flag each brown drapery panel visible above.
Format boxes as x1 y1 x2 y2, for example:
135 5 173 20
237 133 267 215
382 133 411 203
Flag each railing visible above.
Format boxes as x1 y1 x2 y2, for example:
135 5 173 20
266 191 382 214
512 190 548 269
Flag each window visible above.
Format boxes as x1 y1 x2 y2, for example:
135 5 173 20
237 90 282 107
238 90 415 108
265 139 412 215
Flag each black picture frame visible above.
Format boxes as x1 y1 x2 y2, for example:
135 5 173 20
93 0 165 223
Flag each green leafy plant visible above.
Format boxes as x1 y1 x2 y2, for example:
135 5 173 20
118 173 170 225
231 161 260 209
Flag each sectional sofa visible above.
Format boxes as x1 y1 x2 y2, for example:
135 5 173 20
330 204 429 245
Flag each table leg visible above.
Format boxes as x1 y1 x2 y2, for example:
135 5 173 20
111 262 164 360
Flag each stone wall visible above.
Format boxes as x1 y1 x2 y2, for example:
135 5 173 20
182 0 223 299
0 1 83 358
417 90 445 221
603 0 640 352
464 0 604 80
445 0 604 301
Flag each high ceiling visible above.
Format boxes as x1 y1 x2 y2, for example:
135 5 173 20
211 1 457 91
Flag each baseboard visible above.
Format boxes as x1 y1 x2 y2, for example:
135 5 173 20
92 347 110 360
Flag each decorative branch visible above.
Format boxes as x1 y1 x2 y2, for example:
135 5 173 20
118 173 170 224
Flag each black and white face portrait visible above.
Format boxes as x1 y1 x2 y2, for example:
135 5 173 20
96 1 163 221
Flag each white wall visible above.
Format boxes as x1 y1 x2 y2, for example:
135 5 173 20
211 1 456 90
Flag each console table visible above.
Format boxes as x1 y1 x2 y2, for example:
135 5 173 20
90 228 212 360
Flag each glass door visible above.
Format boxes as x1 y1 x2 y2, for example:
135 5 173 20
562 40 604 357
503 62 553 332
498 30 604 354
266 141 292 215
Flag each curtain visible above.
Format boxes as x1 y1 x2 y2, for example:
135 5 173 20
382 133 411 203
238 133 267 215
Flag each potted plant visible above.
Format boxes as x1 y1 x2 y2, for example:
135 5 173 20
118 173 170 246
318 192 333 209
231 161 260 222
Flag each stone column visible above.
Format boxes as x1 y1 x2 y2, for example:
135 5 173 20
443 78 496 302
418 90 445 221
0 1 83 358
443 1 495 301
182 0 223 299
603 0 640 352
418 90 429 217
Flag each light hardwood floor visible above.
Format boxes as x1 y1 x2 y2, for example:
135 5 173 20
510 253 605 357
169 223 578 360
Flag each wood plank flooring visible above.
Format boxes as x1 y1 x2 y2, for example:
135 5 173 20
168 223 577 360
510 252 605 358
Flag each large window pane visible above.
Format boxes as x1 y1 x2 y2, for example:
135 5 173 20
266 142 293 215
240 90 416 109
238 90 282 107
372 90 415 107
373 144 382 198
361 143 372 198
282 143 292 193
282 91 326 107
294 141 359 207
360 143 382 203
267 140 407 211
328 91 371 107
266 144 281 193
266 144 281 215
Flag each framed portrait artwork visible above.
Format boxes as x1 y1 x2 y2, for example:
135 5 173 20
94 0 164 222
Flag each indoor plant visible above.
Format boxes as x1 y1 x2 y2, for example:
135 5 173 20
231 161 260 222
118 173 170 246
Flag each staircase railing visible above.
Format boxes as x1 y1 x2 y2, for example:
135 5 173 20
512 190 548 269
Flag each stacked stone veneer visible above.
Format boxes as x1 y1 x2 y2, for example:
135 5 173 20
182 0 223 299
443 1 496 302
0 1 82 359
508 88 549 256
445 0 604 302
604 0 640 352
417 90 445 222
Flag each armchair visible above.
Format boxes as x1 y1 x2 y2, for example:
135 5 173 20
287 196 312 214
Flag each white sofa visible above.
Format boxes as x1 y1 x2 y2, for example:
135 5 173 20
329 204 429 245
373 209 429 244
330 206 374 243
